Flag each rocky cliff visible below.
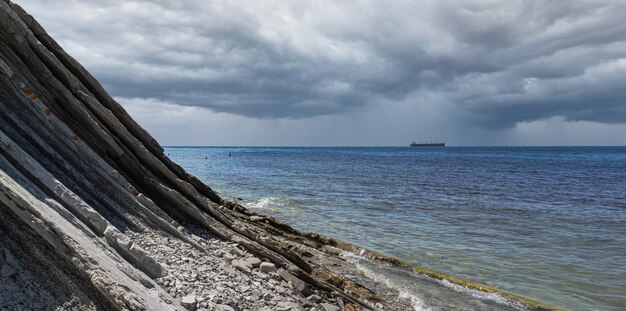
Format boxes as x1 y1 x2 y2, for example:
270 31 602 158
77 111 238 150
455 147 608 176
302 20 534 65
0 1 403 310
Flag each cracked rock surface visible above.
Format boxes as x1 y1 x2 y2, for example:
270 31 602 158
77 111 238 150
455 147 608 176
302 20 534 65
0 1 416 310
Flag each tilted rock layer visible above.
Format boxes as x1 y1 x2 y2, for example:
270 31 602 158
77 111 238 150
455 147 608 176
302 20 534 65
0 1 403 310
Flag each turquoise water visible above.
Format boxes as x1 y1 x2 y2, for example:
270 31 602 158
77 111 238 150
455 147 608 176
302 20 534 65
166 146 626 310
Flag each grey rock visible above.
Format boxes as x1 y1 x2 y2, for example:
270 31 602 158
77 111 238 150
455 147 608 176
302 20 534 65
243 257 262 268
299 297 314 307
1 264 17 278
232 260 251 273
230 248 245 257
277 302 303 311
307 294 322 302
3 249 19 269
259 262 276 273
278 269 313 296
223 253 237 261
216 304 235 311
320 303 341 311
181 294 197 310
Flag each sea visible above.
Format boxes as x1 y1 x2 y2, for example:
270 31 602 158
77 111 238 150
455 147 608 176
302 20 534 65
165 146 626 311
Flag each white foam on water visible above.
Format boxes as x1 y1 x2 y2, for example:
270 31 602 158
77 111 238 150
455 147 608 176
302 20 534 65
246 197 288 210
342 252 432 311
343 251 529 311
436 279 528 310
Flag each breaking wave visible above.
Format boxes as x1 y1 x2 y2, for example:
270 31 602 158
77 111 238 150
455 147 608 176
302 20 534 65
246 197 297 211
342 252 432 311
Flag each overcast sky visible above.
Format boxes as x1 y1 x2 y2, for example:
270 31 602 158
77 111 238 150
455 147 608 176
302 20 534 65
17 0 626 146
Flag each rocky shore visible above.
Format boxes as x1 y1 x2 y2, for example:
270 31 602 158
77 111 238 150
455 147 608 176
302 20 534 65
0 1 560 310
0 1 414 309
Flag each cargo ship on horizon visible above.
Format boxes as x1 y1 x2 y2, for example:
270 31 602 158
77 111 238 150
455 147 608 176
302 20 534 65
410 141 445 147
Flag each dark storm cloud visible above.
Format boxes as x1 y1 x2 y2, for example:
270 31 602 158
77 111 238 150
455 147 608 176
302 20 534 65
17 0 626 126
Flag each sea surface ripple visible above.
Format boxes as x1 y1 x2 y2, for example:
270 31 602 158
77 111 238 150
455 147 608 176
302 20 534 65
166 146 626 311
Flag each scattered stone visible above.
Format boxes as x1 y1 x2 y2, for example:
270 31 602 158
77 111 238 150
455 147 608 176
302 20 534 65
250 216 264 222
300 297 314 308
259 262 276 273
1 264 17 278
215 304 235 311
276 301 303 311
346 303 362 311
320 303 340 311
375 302 384 309
181 294 197 310
223 253 237 261
278 269 313 296
230 248 245 257
232 260 252 273
243 257 262 268
307 294 322 302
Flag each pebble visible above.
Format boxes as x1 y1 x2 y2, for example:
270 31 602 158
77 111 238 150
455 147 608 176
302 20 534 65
259 262 276 273
181 294 197 310
243 257 262 268
230 248 245 257
320 303 341 311
216 304 235 311
126 226 351 311
232 260 252 273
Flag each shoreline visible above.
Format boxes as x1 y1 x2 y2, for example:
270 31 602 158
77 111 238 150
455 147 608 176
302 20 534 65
222 197 565 311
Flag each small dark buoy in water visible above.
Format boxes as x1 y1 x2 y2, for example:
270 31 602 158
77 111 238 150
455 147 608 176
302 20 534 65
204 156 207 160
229 152 232 157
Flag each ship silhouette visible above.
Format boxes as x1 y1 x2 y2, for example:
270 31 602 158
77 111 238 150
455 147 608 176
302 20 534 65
410 141 445 147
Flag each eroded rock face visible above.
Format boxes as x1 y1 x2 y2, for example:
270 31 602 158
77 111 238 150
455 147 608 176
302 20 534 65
0 1 400 310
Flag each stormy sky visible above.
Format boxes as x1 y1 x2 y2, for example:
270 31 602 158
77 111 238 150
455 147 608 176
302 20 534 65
17 0 626 146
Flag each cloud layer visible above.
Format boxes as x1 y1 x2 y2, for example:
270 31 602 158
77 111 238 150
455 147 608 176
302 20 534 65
17 0 626 130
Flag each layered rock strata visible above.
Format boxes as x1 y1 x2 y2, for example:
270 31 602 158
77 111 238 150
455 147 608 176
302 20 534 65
0 1 408 310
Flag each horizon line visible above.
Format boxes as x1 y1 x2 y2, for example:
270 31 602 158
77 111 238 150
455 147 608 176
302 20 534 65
162 145 626 148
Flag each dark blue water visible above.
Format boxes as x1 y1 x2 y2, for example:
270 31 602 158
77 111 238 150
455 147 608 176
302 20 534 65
166 147 626 311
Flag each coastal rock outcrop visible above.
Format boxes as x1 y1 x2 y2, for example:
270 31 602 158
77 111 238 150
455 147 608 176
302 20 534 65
0 1 401 310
